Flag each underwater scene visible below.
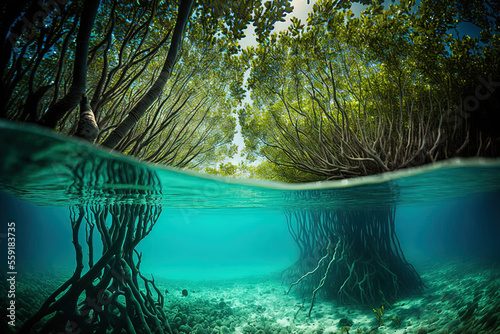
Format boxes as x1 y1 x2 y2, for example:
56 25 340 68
1 121 500 334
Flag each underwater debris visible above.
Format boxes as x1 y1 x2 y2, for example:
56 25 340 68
339 318 354 327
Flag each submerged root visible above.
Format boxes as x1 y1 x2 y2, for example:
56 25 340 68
19 159 167 334
285 208 424 315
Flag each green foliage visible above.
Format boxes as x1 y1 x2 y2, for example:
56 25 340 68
2 0 294 168
4 0 499 176
240 0 499 182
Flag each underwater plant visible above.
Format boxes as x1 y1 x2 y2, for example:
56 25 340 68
373 306 384 326
341 326 350 333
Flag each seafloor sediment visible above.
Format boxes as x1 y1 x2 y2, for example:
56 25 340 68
2 259 499 333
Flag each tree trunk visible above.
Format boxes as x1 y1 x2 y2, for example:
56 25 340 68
74 95 99 142
0 0 36 118
102 0 195 149
37 0 101 128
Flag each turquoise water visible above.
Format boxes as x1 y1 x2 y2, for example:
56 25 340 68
1 121 499 278
1 120 500 333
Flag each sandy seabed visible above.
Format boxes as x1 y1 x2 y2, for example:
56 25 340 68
3 259 500 333
156 260 500 334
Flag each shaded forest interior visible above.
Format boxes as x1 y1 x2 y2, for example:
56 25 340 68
1 0 498 180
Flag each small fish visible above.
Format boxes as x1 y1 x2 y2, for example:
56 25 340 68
165 289 169 294
182 289 188 297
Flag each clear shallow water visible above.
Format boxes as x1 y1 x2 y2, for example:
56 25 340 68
1 121 500 332
1 120 500 279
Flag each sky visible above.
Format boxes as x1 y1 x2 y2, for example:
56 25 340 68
226 0 317 166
